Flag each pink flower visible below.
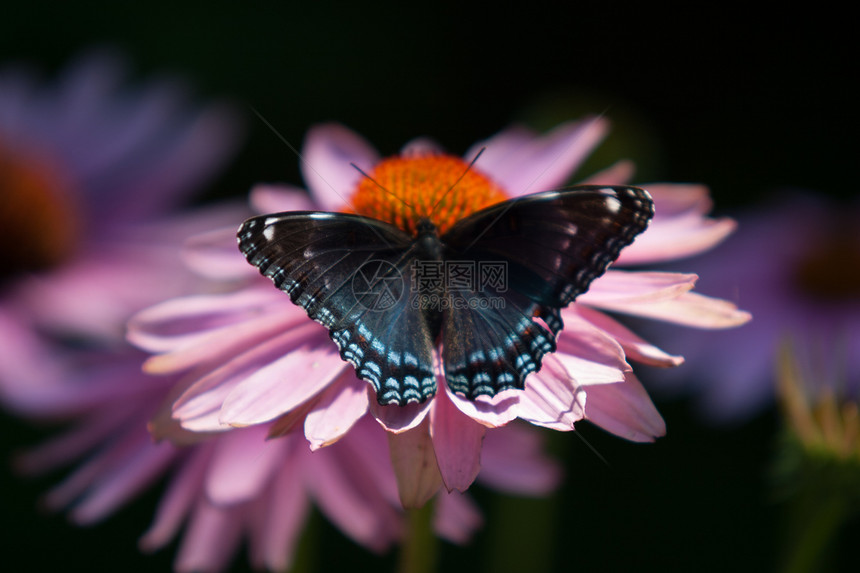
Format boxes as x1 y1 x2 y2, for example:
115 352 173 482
130 120 750 506
0 54 561 572
7 336 556 571
0 50 241 353
645 194 860 422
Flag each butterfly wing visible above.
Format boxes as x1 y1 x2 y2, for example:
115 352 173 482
438 185 654 399
238 212 438 405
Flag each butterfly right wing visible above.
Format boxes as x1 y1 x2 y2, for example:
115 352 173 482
437 185 654 400
238 212 437 405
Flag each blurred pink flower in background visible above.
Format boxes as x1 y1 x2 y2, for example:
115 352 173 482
0 51 242 346
0 53 560 572
644 194 860 423
129 120 750 507
0 49 242 444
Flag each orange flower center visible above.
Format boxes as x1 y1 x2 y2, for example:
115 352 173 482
348 153 509 235
0 141 78 277
793 226 860 301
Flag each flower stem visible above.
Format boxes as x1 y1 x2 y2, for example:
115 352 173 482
397 501 437 573
779 490 846 573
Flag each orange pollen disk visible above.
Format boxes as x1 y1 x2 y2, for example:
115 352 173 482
793 228 860 301
347 154 509 235
0 142 78 275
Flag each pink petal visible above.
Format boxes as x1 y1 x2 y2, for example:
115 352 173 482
301 123 380 211
141 303 306 377
552 351 626 388
120 201 247 247
590 290 753 328
181 226 257 281
174 500 243 573
0 309 71 414
568 306 683 367
480 423 562 495
305 446 401 550
434 491 484 544
171 373 237 434
19 248 189 341
248 183 314 213
248 458 310 571
101 99 243 223
3 352 158 419
581 159 635 185
465 125 534 173
17 407 133 474
140 310 292 375
469 117 609 196
172 323 325 431
513 356 584 430
401 136 444 156
146 373 228 447
447 388 521 428
128 285 288 355
579 271 698 306
304 373 369 450
647 183 714 217
42 423 150 512
218 331 346 427
555 311 630 385
369 395 432 433
387 417 442 508
615 183 737 264
617 211 737 265
337 420 402 506
266 400 318 439
582 371 666 442
140 446 212 551
204 425 289 505
149 413 215 446
430 389 486 492
71 439 177 525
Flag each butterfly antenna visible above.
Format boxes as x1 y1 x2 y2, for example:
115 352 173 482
250 106 402 248
574 430 610 467
428 146 486 219
250 106 357 209
349 162 418 215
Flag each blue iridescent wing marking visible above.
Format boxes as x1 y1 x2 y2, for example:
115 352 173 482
438 185 654 399
238 212 437 405
439 284 558 399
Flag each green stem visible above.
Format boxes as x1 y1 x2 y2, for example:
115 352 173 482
780 492 846 573
397 501 437 573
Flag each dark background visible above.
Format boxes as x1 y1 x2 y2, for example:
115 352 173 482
1 2 855 571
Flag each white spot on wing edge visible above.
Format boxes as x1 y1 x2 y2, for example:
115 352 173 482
604 195 622 213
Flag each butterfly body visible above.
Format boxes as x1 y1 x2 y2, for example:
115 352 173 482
238 185 654 406
413 219 445 261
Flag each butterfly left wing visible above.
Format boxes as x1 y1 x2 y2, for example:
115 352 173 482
238 212 438 405
438 185 654 399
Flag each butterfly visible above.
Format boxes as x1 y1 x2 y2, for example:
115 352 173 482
238 185 654 406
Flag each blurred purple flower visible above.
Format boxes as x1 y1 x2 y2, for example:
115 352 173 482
0 50 242 344
646 194 860 422
128 121 750 506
